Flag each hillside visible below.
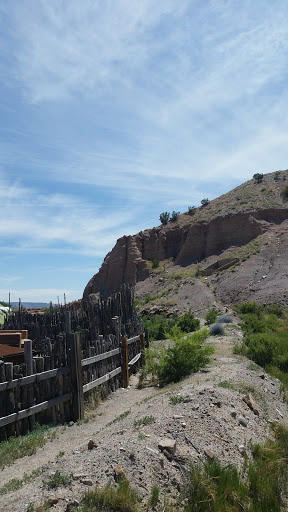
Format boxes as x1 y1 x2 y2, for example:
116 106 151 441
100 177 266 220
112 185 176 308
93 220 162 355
83 170 288 312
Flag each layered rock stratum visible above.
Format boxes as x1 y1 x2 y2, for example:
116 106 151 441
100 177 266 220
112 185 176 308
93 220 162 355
84 170 288 310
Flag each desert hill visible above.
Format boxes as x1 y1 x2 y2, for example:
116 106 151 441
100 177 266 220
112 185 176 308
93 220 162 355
83 170 288 313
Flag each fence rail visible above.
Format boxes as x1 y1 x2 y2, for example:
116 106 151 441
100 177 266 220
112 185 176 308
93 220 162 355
0 331 148 441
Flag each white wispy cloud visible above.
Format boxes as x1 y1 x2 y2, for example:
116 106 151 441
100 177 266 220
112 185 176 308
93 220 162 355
1 1 288 304
7 0 189 102
0 176 143 256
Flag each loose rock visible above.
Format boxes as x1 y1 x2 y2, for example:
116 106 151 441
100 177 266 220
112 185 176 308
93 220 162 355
88 439 99 450
158 438 177 456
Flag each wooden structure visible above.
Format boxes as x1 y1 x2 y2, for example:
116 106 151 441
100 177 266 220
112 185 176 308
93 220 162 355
0 285 146 440
0 329 148 441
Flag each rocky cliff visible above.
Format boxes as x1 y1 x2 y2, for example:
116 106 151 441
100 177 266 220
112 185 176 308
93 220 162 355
83 171 288 305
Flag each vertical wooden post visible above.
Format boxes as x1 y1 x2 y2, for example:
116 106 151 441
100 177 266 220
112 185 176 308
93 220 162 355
140 333 145 366
68 332 84 422
24 340 33 375
144 328 150 349
65 310 71 336
24 339 35 430
121 336 129 388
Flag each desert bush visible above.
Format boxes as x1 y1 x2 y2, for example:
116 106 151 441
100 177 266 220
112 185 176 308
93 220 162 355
176 311 200 333
241 314 266 335
142 311 200 341
201 198 209 206
188 205 196 215
253 172 264 183
205 308 218 325
43 470 73 489
234 302 261 315
266 304 283 317
209 323 225 336
142 314 176 340
171 210 180 222
216 314 232 324
157 330 212 386
152 258 159 269
245 333 275 367
159 212 170 224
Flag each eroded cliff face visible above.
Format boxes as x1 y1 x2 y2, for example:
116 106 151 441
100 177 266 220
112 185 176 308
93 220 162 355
83 208 288 301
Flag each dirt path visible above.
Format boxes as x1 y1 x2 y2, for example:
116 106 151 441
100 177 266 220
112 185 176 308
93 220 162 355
1 326 288 511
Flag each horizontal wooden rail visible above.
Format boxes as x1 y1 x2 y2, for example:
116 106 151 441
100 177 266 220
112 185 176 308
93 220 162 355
81 347 121 367
128 353 141 367
83 367 122 393
127 335 140 345
0 393 72 428
0 366 70 392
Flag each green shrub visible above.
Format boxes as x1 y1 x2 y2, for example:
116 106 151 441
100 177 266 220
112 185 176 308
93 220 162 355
209 323 225 336
152 258 159 269
142 314 175 340
43 470 73 489
176 311 200 333
241 314 266 335
245 333 275 367
216 314 232 324
234 302 261 315
253 172 264 183
157 330 213 386
266 304 283 317
171 210 180 222
159 212 170 225
201 198 209 206
149 484 160 508
142 311 200 341
205 308 218 325
79 476 139 512
169 395 184 404
188 206 196 215
236 303 288 388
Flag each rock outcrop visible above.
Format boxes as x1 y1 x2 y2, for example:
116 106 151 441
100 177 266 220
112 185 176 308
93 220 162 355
83 207 288 301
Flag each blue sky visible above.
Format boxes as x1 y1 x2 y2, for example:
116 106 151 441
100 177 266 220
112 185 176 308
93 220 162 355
1 0 288 304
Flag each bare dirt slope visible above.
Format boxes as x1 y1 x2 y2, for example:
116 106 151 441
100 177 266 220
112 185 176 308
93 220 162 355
1 319 288 511
133 217 288 317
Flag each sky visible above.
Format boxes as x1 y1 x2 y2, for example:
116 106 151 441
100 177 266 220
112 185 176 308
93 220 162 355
1 0 288 304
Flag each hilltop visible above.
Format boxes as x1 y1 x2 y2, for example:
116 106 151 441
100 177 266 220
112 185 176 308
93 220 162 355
83 170 288 314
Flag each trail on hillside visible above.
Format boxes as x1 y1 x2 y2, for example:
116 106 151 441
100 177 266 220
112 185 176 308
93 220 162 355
1 323 288 511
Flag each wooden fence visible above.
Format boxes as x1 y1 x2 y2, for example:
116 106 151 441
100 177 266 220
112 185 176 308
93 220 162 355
3 284 142 342
0 329 148 441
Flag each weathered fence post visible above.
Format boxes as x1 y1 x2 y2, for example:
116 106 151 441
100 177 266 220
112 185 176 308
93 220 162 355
68 332 84 422
65 310 71 336
24 339 33 375
121 336 129 388
140 333 145 366
24 339 35 431
144 328 149 349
